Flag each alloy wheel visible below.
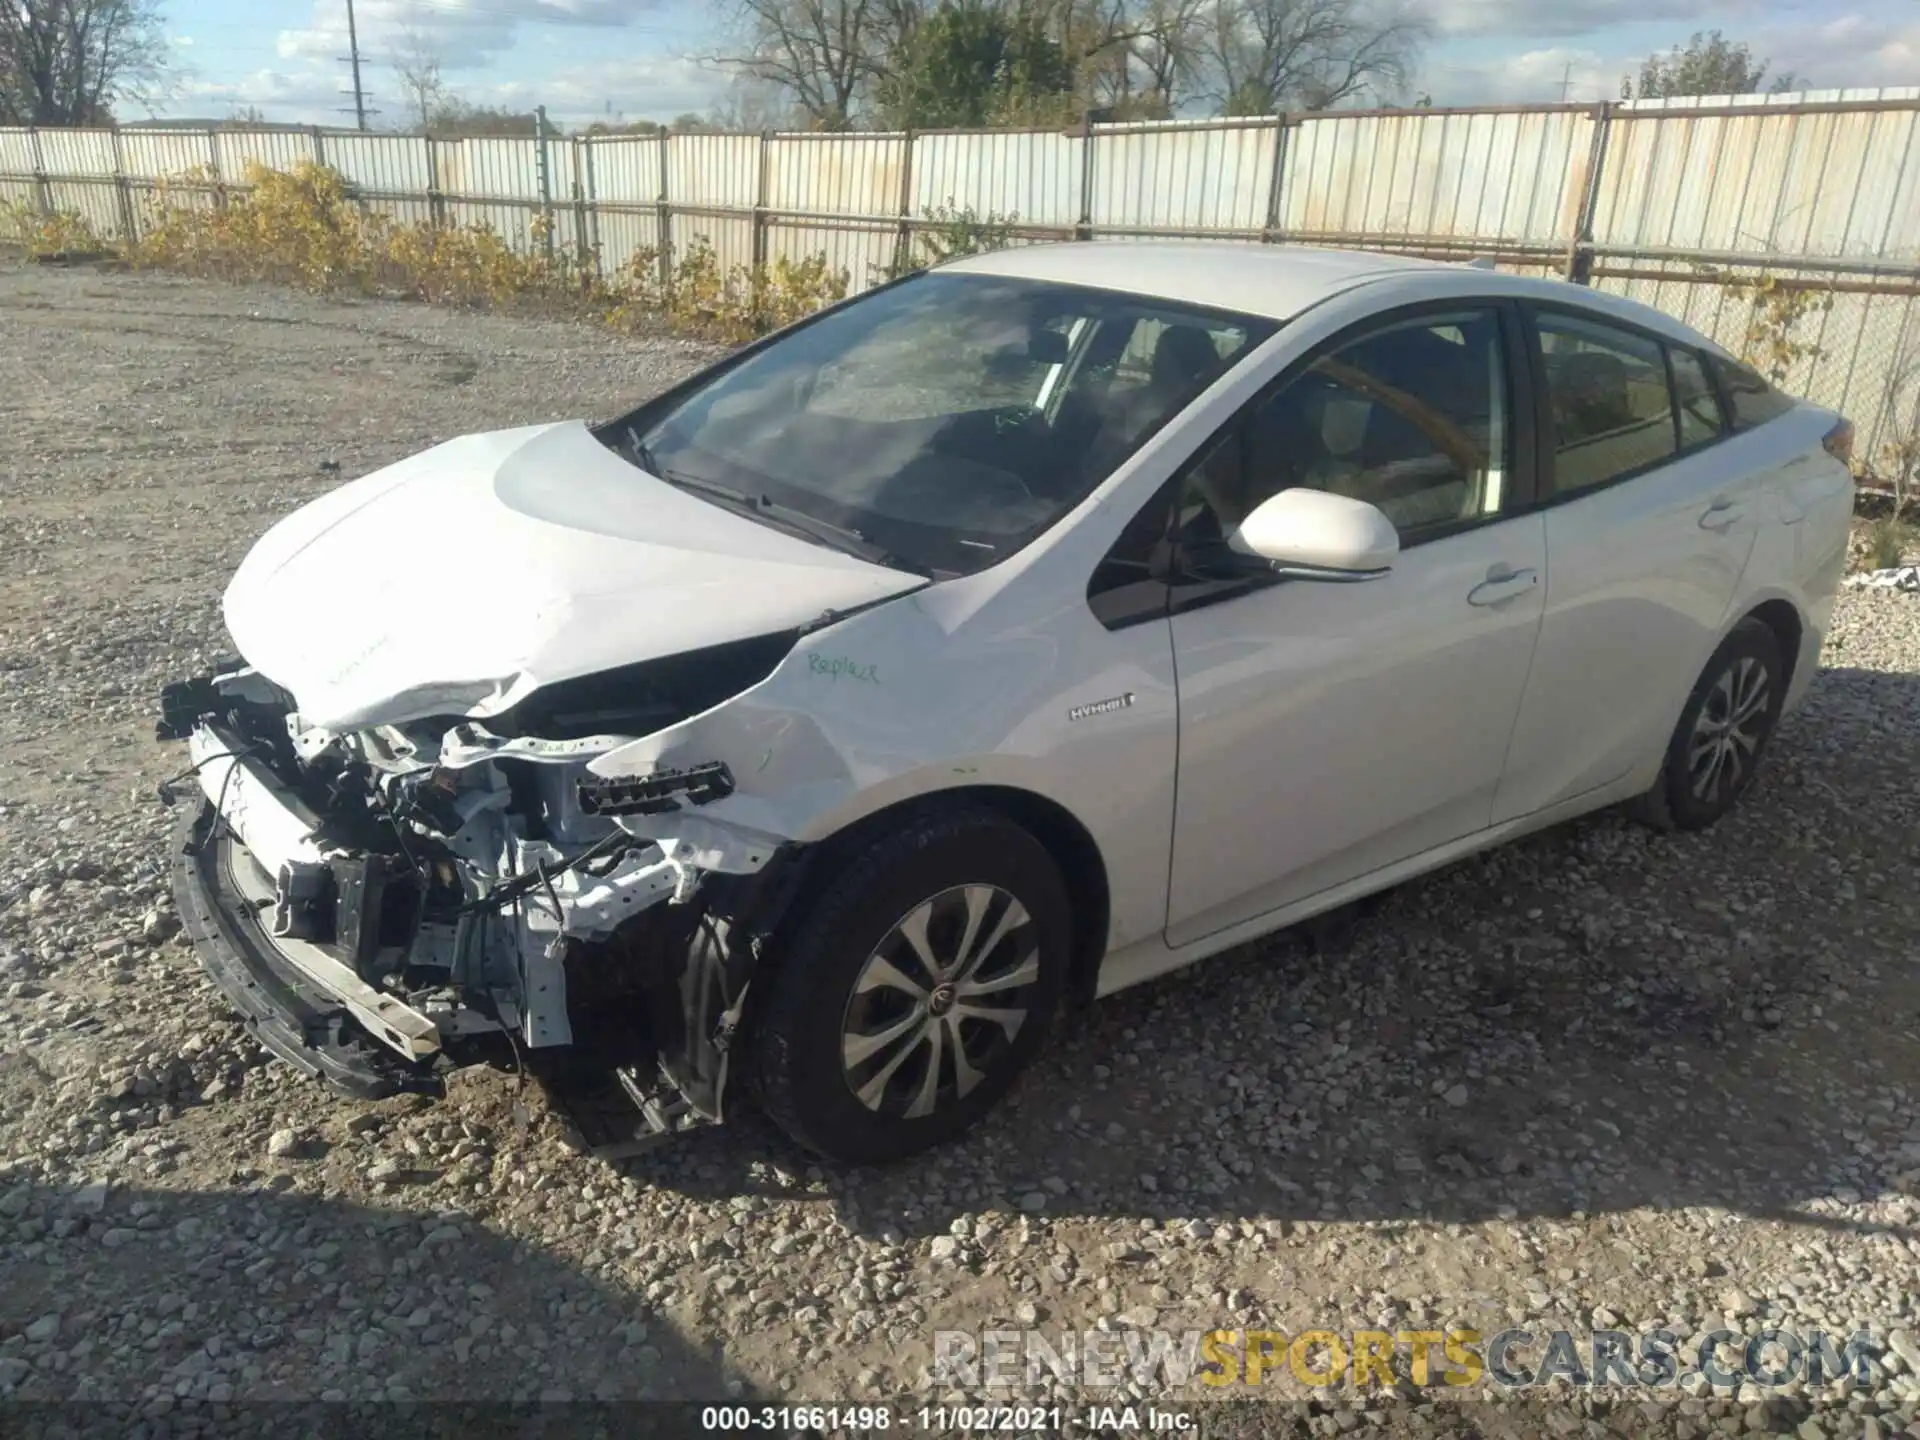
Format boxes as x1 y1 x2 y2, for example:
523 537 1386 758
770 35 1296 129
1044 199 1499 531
840 883 1041 1120
1686 654 1771 805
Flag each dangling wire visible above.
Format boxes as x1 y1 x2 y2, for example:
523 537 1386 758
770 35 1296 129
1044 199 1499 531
156 744 257 806
197 752 248 857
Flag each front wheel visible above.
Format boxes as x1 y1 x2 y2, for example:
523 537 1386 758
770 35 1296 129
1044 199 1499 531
751 806 1070 1164
1630 618 1784 832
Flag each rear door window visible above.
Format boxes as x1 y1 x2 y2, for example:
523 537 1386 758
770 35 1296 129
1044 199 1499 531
1536 314 1677 496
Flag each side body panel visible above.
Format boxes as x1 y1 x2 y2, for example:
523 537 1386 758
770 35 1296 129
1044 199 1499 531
1096 750 1654 995
1164 512 1547 946
1494 408 1848 822
1490 441 1761 822
1776 433 1855 712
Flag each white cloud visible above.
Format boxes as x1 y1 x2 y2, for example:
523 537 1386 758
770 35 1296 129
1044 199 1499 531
179 67 353 121
1417 6 1920 104
1756 14 1920 89
170 52 728 128
468 55 730 122
1417 0 1773 41
1423 46 1615 104
277 0 662 71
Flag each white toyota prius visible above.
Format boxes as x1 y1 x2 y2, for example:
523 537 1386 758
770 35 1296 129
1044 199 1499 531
159 243 1856 1162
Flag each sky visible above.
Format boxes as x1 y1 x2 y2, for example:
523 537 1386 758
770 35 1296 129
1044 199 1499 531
158 0 1920 128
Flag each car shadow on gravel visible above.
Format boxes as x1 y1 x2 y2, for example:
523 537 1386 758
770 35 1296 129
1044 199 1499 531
615 667 1920 1249
0 1178 761 1409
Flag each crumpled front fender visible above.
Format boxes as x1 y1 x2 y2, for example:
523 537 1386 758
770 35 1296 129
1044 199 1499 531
586 589 1071 853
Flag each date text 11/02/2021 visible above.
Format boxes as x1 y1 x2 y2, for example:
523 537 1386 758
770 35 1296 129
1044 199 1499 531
697 1405 1198 1431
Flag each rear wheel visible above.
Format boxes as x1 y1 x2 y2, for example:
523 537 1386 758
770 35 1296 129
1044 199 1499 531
1629 618 1784 832
751 807 1069 1164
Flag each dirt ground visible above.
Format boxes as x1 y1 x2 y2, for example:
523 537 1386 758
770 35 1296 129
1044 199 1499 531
1 259 1918 1438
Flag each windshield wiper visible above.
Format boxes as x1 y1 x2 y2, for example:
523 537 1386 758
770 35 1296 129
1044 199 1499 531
652 461 761 513
624 428 677 485
626 429 929 578
752 496 930 577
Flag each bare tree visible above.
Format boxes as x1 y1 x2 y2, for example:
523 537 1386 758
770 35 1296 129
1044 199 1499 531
714 0 898 129
393 26 449 133
1197 0 1421 116
0 0 172 125
1112 0 1207 116
706 78 801 130
1028 0 1168 116
717 0 1403 126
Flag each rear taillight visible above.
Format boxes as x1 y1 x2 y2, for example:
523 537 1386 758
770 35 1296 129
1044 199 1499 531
1823 417 1855 464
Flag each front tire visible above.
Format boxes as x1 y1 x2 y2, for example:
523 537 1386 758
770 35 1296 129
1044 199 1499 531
1630 618 1784 832
752 806 1070 1164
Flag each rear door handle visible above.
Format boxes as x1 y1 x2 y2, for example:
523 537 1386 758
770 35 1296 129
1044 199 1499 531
1467 566 1538 607
1699 497 1744 531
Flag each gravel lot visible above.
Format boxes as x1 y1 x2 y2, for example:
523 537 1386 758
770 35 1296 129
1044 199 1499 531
2 260 1918 1436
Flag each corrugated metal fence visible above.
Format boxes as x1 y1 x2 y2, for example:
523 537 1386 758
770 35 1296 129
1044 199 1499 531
6 89 1920 463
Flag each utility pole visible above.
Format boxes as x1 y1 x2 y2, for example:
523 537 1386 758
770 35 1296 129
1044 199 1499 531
1558 63 1573 103
340 0 372 130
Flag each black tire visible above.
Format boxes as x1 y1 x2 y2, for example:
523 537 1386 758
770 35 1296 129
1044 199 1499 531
1629 618 1784 832
751 806 1070 1164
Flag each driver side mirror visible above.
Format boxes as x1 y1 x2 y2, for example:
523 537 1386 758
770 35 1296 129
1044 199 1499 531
1228 488 1398 581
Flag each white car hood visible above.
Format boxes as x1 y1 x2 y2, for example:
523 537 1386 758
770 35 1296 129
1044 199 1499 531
223 420 926 730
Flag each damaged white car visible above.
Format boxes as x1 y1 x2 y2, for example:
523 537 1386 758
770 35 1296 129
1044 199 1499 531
161 243 1854 1163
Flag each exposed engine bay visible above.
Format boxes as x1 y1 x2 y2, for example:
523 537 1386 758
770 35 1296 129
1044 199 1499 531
158 639 814 1145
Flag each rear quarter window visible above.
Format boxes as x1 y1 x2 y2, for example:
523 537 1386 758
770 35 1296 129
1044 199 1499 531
1709 356 1797 431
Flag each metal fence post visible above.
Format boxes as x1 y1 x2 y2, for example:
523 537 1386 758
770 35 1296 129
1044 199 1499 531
205 126 226 208
534 105 555 262
108 125 137 244
1076 113 1096 241
577 137 599 281
26 127 51 220
656 128 672 295
1566 101 1612 284
1262 113 1290 243
894 129 916 274
751 130 771 276
424 135 447 229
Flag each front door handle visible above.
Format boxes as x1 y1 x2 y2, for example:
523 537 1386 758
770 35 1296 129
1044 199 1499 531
1699 497 1744 531
1467 566 1538 607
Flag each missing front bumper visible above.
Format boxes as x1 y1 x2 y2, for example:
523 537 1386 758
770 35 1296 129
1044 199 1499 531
171 802 441 1098
174 791 809 1139
162 683 806 1133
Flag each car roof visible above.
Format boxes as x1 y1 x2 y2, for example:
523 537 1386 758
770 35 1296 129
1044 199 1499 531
942 241 1446 320
939 241 1734 359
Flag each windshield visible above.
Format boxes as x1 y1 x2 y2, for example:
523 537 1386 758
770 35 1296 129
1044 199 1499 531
606 271 1276 577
